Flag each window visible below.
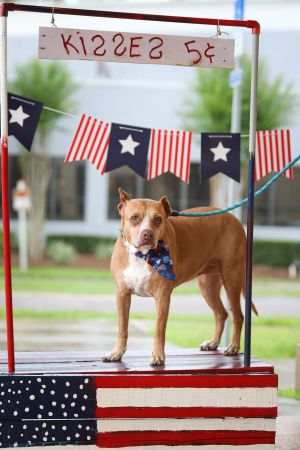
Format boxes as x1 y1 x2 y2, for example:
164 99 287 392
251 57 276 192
108 163 210 219
242 166 300 226
0 156 85 221
47 158 85 221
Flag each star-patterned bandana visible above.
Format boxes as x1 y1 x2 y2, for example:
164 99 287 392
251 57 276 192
135 240 176 281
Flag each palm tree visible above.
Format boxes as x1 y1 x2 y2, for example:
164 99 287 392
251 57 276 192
181 55 298 205
10 59 78 261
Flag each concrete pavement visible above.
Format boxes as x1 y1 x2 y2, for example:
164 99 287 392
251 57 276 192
7 291 300 316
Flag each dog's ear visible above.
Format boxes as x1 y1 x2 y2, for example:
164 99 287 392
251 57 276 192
117 188 130 214
159 196 172 216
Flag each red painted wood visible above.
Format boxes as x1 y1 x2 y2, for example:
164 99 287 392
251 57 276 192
0 350 275 375
96 430 275 447
1 4 261 34
94 373 278 389
96 406 278 419
1 137 15 373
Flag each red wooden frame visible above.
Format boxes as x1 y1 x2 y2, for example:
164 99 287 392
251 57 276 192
0 3 260 373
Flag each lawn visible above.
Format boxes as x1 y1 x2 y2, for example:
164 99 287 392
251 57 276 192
163 315 300 359
0 266 299 297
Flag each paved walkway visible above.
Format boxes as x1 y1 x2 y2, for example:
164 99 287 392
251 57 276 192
7 291 300 317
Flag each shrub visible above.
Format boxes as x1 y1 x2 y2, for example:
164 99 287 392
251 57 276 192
47 235 116 254
47 240 75 265
253 240 300 267
94 241 115 260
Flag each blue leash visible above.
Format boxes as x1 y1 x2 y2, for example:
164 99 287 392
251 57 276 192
171 153 300 217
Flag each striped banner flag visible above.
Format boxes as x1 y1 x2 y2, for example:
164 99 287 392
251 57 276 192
65 114 111 174
255 129 293 181
95 373 277 448
147 129 192 183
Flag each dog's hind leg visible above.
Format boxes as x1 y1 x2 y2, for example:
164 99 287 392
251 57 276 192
197 273 228 351
222 265 244 356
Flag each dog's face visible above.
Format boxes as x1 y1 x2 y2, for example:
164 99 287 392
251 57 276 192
117 188 171 253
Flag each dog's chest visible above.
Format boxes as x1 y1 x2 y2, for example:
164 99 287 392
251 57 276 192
123 254 152 297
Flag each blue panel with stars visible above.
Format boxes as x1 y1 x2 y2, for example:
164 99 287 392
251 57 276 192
8 92 43 151
201 133 241 182
0 375 96 447
105 123 151 177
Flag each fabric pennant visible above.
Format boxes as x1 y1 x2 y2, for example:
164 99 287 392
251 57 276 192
8 92 43 151
255 129 293 181
105 123 151 177
64 114 111 174
201 133 240 182
147 129 192 183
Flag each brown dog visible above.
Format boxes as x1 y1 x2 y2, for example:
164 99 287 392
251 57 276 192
103 188 257 366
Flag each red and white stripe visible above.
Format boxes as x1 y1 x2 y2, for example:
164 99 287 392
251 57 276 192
147 129 192 183
255 129 293 181
64 114 111 174
95 374 277 448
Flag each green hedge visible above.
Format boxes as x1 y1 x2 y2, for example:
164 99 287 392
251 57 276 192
2 232 297 267
253 240 300 267
45 235 300 267
47 235 116 254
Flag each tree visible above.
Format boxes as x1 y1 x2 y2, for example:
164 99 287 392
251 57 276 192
181 55 298 205
10 59 77 261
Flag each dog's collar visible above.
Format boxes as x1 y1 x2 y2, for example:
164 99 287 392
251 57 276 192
134 240 176 281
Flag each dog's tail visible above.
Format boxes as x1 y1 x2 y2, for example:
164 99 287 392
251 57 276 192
242 285 259 316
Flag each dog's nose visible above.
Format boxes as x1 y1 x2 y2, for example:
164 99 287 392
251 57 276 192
141 229 154 242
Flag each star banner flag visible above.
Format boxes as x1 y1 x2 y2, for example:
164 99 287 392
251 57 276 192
201 133 241 182
8 92 43 151
255 129 293 181
105 123 151 177
64 114 111 174
147 129 192 183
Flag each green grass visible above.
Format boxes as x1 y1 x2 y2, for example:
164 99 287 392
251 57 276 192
278 388 300 401
164 316 300 359
0 267 299 297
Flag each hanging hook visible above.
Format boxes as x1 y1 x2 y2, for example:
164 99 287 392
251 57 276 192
51 3 57 28
210 19 229 38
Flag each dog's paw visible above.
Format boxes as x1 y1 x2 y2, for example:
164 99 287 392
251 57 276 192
150 353 165 366
102 351 123 363
200 339 219 351
224 344 240 356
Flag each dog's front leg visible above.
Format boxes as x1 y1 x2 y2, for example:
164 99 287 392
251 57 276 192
102 290 131 362
151 291 171 366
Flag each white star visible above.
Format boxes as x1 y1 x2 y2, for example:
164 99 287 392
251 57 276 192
210 141 231 162
9 105 30 127
119 134 140 156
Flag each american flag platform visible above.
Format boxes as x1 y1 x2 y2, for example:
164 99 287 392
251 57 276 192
0 349 277 449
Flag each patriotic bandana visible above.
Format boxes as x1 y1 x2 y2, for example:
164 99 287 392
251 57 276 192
135 240 176 281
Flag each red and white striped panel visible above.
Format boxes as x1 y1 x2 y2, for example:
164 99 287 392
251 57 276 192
64 114 111 173
147 129 192 183
95 374 277 448
255 129 293 181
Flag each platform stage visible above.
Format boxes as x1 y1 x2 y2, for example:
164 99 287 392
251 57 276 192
0 349 277 448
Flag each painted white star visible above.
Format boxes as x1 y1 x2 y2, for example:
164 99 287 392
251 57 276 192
210 141 231 162
119 134 140 156
9 105 30 127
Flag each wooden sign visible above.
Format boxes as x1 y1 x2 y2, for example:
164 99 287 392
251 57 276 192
39 27 235 69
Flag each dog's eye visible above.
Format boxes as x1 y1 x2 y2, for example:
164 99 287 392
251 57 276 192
130 215 140 224
154 216 162 225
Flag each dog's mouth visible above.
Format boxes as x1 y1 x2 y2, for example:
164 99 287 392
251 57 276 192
135 239 157 253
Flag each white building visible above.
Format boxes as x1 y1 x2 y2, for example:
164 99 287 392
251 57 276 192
5 0 300 242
